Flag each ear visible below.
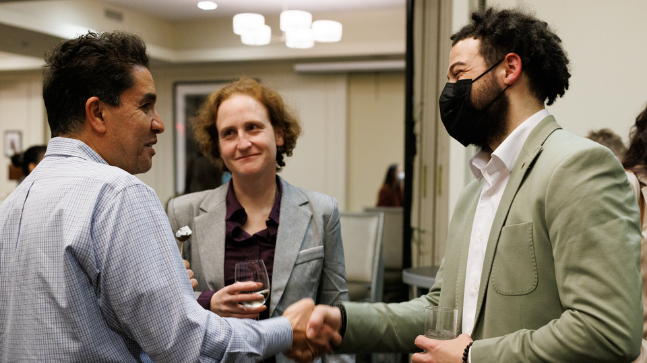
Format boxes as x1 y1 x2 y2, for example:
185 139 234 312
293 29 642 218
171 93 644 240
501 53 522 86
274 127 284 147
84 97 108 134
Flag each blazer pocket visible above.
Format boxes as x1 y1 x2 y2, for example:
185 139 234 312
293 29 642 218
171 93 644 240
491 222 538 296
295 245 324 265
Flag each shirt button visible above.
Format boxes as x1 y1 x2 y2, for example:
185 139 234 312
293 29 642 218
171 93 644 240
487 189 494 196
479 235 483 242
473 282 478 290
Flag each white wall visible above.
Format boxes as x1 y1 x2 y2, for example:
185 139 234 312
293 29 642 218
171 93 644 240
0 71 46 199
347 72 405 212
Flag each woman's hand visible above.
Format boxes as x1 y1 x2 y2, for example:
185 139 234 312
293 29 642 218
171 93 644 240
210 281 267 318
183 260 198 289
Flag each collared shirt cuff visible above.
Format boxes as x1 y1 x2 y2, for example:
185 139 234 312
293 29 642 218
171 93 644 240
197 290 215 310
257 316 293 358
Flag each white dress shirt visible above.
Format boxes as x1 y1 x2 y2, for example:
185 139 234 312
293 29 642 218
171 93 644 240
462 109 549 338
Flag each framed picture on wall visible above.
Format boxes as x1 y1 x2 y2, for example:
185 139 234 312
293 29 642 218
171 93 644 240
4 130 22 157
173 81 230 196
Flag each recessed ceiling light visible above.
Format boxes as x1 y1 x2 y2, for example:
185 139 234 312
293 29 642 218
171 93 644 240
197 1 217 10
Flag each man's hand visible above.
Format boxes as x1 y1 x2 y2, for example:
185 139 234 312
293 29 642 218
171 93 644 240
183 260 198 289
210 282 266 318
283 299 340 363
411 334 473 363
306 304 342 345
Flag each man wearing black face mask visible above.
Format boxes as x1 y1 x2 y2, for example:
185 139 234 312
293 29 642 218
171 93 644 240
295 7 643 363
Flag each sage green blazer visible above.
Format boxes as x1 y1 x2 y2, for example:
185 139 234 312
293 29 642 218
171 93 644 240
338 116 643 362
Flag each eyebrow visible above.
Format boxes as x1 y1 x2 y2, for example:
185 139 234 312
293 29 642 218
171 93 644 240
447 61 466 80
139 93 157 104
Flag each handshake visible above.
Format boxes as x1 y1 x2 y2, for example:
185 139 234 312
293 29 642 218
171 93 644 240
282 299 344 363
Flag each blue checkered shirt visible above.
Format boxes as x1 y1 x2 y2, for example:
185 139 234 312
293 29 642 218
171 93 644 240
0 137 292 362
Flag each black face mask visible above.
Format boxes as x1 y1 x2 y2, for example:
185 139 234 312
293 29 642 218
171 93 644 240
439 59 507 147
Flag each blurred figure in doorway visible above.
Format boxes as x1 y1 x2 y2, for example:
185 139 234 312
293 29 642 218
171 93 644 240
376 163 404 207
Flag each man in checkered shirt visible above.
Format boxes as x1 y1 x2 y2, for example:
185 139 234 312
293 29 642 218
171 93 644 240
0 31 328 363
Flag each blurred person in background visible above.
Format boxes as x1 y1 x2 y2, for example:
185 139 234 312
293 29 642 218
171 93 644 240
623 104 647 341
10 144 47 183
166 77 353 363
587 128 627 162
376 163 404 207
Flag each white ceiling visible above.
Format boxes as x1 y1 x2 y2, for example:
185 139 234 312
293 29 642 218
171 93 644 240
101 0 405 20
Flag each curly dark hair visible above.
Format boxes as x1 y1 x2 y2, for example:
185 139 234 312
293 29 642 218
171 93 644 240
451 7 570 106
623 104 647 170
193 77 301 172
43 31 149 137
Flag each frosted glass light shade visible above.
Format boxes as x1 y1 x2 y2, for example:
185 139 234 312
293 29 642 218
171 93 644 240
285 29 314 49
233 13 265 35
280 10 312 32
312 20 342 42
241 25 271 46
197 1 217 10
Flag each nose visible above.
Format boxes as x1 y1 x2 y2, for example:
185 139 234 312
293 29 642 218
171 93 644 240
236 132 251 150
152 111 165 134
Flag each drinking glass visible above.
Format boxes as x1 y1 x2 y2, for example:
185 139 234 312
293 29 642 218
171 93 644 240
234 260 270 308
424 306 458 340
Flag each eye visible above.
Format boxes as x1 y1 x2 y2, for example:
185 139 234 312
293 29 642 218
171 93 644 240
248 123 261 132
221 129 235 139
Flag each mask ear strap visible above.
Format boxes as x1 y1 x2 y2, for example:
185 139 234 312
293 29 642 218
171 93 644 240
473 58 505 82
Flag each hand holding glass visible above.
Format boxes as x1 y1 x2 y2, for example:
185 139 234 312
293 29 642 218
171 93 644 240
424 306 458 340
234 260 270 308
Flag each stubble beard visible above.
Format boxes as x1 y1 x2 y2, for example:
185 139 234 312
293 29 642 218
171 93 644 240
469 72 510 150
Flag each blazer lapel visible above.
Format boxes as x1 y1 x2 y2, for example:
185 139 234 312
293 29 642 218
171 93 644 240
472 116 561 328
270 177 312 316
194 182 229 291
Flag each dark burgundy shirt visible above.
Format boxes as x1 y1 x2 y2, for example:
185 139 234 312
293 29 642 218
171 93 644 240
197 178 281 323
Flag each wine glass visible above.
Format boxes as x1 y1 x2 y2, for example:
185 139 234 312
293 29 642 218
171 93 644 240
234 260 270 308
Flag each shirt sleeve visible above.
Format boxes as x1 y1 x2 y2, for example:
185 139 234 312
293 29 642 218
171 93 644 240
198 290 216 310
93 184 292 362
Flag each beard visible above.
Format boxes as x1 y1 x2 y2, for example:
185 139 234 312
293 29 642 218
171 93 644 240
468 72 510 149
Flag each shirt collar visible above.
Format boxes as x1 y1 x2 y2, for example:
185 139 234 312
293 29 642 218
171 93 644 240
225 176 283 224
470 109 549 179
44 137 109 166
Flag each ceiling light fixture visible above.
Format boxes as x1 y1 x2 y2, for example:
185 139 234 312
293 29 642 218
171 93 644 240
197 1 217 10
233 13 265 35
312 20 343 43
232 10 342 49
280 10 312 32
241 25 272 46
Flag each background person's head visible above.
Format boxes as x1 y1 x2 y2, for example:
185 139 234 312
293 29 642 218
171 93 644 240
623 104 647 170
43 31 150 138
194 77 301 172
586 128 626 162
383 164 403 187
21 145 47 176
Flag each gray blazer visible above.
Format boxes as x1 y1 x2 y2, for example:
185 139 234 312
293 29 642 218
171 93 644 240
167 177 353 363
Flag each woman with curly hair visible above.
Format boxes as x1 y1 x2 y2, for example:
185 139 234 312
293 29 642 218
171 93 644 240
167 77 352 363
624 104 647 341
